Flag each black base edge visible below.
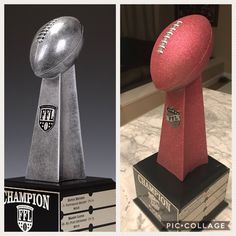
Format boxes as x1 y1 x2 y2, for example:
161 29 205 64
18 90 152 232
133 198 167 231
76 222 116 232
133 198 228 232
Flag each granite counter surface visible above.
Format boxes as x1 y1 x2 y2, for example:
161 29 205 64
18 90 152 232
120 88 231 231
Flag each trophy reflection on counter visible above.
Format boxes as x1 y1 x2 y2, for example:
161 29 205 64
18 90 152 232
133 14 229 231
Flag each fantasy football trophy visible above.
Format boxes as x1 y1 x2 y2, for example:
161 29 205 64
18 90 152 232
5 16 115 232
133 15 229 231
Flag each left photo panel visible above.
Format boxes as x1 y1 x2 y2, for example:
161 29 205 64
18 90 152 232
4 5 116 232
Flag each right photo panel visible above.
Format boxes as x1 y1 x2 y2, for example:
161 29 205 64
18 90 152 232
120 4 231 232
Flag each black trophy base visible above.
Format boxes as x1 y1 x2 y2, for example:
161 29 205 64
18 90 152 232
134 198 228 231
133 153 229 231
5 176 116 232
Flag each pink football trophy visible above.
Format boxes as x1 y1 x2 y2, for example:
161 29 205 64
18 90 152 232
150 15 213 181
133 14 229 231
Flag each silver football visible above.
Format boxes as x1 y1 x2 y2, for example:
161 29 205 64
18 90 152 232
30 16 83 79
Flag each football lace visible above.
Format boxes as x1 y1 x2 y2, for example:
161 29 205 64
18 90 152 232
36 18 58 43
157 20 183 54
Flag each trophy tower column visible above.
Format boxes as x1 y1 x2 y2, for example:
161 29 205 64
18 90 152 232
157 76 208 181
26 65 86 182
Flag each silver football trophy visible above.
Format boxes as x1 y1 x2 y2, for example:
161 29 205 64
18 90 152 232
5 16 115 232
26 16 85 182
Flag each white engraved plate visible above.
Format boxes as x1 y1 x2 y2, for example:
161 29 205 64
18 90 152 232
183 184 227 221
179 173 228 220
179 194 205 220
61 206 115 232
194 193 226 222
207 174 228 195
204 193 226 216
61 189 115 214
206 184 227 206
84 224 116 232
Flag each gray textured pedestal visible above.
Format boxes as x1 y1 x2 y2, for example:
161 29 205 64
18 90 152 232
26 65 85 182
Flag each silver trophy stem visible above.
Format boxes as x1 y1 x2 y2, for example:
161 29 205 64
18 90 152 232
26 65 86 182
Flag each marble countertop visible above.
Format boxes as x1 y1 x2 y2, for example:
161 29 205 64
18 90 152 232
120 88 231 232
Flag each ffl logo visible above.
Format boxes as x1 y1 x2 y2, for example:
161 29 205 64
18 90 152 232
16 205 34 232
166 107 180 128
148 192 160 212
39 105 57 131
138 174 171 212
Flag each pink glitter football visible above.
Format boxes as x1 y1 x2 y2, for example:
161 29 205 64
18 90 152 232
150 15 213 181
150 14 213 92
